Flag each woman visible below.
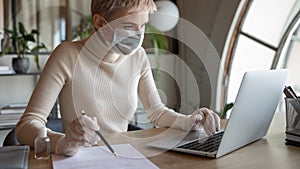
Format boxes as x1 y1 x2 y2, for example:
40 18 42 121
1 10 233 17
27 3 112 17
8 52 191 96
16 0 220 156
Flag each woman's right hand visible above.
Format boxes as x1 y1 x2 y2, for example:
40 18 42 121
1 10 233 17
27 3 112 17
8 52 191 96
188 108 220 135
55 115 100 156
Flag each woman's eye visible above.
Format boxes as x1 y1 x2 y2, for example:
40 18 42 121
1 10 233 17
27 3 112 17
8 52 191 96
123 25 135 30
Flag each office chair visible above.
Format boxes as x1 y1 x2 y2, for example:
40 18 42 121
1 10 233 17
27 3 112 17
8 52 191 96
128 123 143 130
3 128 19 146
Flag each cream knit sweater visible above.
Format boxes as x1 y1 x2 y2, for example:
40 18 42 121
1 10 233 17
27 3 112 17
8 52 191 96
15 35 189 153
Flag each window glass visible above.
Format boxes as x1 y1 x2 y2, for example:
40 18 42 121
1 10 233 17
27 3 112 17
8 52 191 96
38 0 66 50
3 0 92 51
242 0 297 47
282 27 300 94
281 1 300 34
227 35 275 103
3 0 66 51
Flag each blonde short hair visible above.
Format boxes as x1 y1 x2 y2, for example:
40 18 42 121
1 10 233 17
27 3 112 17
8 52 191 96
91 0 156 20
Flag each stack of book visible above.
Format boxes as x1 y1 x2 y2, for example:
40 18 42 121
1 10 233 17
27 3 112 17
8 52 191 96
0 103 27 115
0 66 13 74
0 103 26 129
0 114 23 129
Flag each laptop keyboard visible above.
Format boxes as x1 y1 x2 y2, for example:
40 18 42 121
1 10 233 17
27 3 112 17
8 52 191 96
177 131 224 152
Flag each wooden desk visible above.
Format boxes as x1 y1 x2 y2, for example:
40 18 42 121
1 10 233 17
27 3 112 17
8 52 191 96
29 112 300 169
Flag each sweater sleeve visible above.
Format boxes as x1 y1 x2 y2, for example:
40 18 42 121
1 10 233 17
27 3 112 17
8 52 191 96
15 42 76 153
137 49 189 130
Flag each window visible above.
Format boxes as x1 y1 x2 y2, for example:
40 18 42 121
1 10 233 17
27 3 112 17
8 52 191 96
227 35 275 103
281 27 300 94
2 0 92 51
217 0 300 113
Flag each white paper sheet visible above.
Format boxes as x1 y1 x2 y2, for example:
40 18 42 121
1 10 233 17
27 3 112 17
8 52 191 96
52 144 159 169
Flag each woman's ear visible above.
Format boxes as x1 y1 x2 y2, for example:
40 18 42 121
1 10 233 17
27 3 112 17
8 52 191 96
93 14 106 30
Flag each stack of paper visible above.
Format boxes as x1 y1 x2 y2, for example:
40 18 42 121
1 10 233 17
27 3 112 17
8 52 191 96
0 66 13 74
52 144 159 169
0 114 23 128
0 103 27 115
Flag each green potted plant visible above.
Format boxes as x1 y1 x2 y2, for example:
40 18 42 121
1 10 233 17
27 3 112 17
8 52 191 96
219 102 234 119
145 25 169 81
72 14 94 40
219 102 234 127
0 22 46 73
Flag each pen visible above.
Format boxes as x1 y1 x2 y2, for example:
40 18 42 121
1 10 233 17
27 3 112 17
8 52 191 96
287 86 298 98
284 86 297 98
95 130 118 157
81 110 117 157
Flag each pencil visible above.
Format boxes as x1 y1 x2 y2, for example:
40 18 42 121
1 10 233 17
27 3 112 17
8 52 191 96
81 110 117 157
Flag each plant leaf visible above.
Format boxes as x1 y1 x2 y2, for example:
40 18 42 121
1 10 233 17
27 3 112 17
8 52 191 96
24 34 35 42
31 43 47 54
3 28 13 34
31 29 39 35
31 43 47 71
145 25 169 54
0 47 12 57
18 22 26 36
155 34 168 50
219 102 234 119
33 54 40 70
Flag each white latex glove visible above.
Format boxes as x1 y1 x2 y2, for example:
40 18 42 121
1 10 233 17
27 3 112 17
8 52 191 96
55 115 100 156
186 108 220 136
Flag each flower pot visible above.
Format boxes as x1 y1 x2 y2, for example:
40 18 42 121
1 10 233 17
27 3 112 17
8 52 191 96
12 57 29 74
221 119 228 128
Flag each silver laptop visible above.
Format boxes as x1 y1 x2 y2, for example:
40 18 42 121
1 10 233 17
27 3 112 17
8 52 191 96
147 69 290 158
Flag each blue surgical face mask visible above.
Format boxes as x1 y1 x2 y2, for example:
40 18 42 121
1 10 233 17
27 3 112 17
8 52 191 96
111 28 144 56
